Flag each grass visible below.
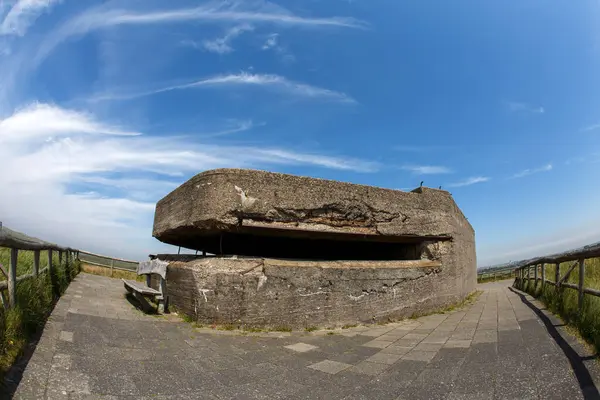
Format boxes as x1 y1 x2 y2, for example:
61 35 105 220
0 247 80 380
80 263 142 281
517 257 600 353
409 290 482 320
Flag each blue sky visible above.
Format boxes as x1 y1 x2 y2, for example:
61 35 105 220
0 0 599 266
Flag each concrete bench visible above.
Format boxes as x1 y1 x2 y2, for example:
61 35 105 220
122 258 169 313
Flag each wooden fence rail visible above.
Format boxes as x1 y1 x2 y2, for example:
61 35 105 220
513 242 600 312
0 224 78 309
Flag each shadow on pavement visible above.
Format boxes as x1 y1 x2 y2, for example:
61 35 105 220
509 287 600 400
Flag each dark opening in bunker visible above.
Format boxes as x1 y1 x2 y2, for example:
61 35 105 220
160 226 451 261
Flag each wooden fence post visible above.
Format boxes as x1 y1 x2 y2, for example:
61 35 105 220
48 249 53 275
555 262 560 293
541 263 545 290
33 250 40 276
8 248 17 308
110 259 114 277
579 258 585 312
534 264 538 290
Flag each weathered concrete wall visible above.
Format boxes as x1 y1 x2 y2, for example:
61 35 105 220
162 257 457 328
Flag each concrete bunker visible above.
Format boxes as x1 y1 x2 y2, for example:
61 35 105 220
151 169 477 328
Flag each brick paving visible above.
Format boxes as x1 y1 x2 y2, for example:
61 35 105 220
11 274 600 399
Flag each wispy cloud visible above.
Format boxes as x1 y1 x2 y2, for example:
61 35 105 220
447 176 490 188
581 123 600 132
394 145 454 153
261 32 295 63
34 2 366 67
506 101 544 114
0 0 61 36
200 23 254 54
511 163 552 179
89 72 356 104
401 165 452 175
198 119 258 138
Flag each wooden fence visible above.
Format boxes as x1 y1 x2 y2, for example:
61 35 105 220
513 242 600 312
477 266 516 281
78 250 138 274
0 225 78 309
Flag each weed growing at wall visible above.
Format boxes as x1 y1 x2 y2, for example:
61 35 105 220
0 248 80 380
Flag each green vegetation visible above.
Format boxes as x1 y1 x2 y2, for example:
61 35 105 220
518 258 600 352
304 326 318 332
81 263 143 281
218 324 237 331
0 248 80 379
273 326 292 332
242 326 264 333
341 324 358 329
409 290 482 320
477 271 514 284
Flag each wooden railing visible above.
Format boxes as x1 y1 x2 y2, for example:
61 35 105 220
513 242 600 312
0 224 78 309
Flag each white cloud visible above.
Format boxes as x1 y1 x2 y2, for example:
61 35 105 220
0 103 140 143
506 101 544 114
262 33 279 50
34 2 366 68
447 176 490 188
201 23 254 54
89 72 356 104
511 163 552 179
0 0 61 36
401 165 452 175
0 104 377 258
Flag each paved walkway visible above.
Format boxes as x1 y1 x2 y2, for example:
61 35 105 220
10 274 600 399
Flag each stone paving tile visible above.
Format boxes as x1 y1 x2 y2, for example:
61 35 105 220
444 340 471 348
284 342 318 353
402 350 437 362
366 351 403 365
308 360 352 374
59 331 74 342
361 339 393 349
379 345 413 355
10 275 600 399
414 342 444 352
